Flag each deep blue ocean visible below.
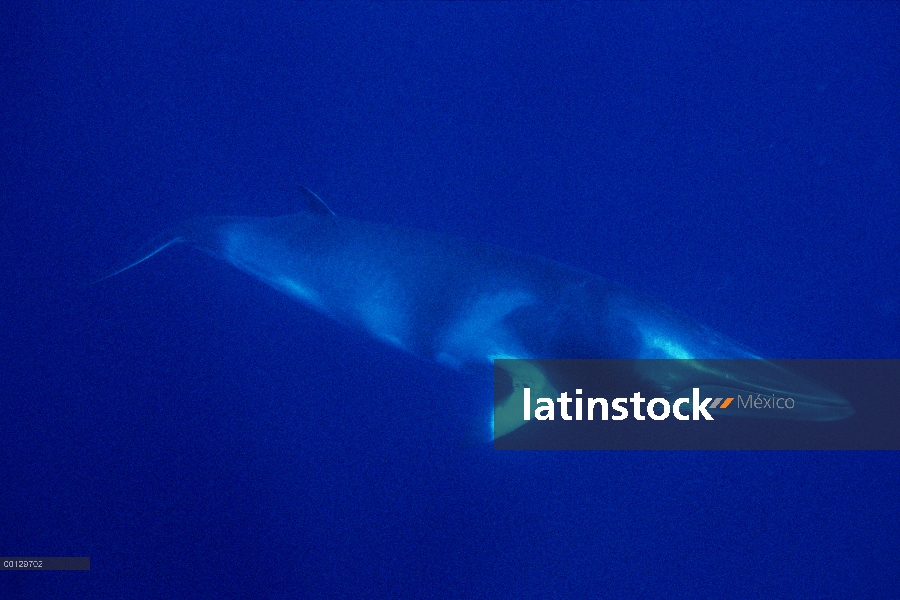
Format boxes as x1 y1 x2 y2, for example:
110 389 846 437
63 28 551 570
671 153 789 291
2 2 898 598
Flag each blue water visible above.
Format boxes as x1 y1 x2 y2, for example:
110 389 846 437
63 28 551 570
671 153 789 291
2 2 898 597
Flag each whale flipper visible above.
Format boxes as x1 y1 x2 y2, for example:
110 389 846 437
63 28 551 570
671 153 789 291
93 225 190 283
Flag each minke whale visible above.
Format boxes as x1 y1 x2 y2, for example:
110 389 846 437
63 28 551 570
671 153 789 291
100 187 853 438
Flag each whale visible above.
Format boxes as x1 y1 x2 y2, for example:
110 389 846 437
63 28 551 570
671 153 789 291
99 187 854 438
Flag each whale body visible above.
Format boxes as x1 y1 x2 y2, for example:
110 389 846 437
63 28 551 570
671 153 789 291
101 187 853 437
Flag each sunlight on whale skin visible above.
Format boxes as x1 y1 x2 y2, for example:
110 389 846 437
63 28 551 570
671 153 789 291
98 187 853 440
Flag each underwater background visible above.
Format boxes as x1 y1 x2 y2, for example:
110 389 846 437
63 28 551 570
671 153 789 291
2 2 898 598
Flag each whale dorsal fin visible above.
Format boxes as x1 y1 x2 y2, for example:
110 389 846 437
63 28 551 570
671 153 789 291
298 186 335 216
